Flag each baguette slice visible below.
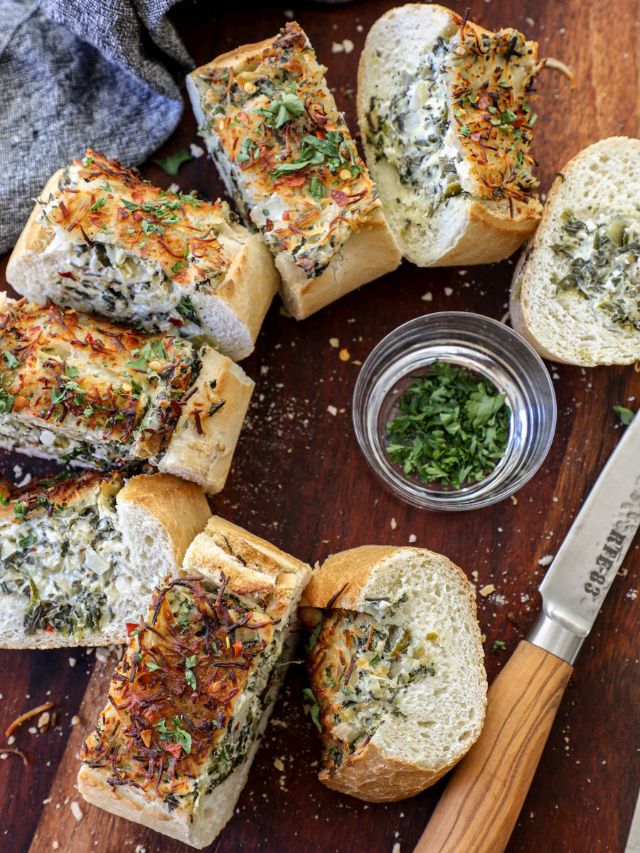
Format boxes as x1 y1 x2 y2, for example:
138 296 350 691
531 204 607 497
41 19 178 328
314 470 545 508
187 21 401 320
357 4 543 266
6 150 279 361
511 137 640 365
301 545 487 801
0 471 210 648
78 516 311 848
0 295 254 494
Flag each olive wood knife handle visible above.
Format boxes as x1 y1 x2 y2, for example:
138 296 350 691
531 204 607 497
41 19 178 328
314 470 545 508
414 640 573 853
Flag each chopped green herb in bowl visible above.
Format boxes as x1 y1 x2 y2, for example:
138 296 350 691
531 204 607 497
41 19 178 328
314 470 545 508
385 361 511 490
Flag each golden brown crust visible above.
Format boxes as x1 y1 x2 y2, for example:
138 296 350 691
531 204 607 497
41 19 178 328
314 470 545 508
0 296 197 459
276 211 401 319
117 473 211 567
303 545 486 802
356 4 542 266
189 22 400 319
319 742 451 802
7 155 279 360
301 545 401 610
159 349 254 493
433 197 541 266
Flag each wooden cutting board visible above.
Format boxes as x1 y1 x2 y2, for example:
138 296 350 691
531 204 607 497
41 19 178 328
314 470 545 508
2 1 640 852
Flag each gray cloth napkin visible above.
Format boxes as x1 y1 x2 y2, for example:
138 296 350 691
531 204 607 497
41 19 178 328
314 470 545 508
0 0 192 255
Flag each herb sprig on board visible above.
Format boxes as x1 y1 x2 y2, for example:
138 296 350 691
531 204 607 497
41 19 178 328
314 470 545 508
385 362 510 490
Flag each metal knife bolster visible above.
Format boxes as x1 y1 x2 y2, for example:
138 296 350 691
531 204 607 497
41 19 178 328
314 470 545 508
526 414 640 666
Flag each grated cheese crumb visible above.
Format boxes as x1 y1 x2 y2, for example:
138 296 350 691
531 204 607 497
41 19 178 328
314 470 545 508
68 657 77 668
444 287 453 296
274 758 285 772
408 534 417 543
327 405 338 416
189 143 204 158
71 715 80 727
329 337 340 348
538 555 554 567
421 292 433 302
479 584 496 597
70 801 83 822
390 517 397 530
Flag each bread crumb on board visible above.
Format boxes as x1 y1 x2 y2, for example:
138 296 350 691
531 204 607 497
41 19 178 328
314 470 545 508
538 554 554 567
479 584 496 597
70 801 83 822
329 337 340 348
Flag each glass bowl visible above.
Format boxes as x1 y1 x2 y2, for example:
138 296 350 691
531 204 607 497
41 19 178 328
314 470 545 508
352 312 557 511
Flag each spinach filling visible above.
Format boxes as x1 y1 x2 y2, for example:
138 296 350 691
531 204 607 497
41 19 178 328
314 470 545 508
551 211 640 331
0 502 126 636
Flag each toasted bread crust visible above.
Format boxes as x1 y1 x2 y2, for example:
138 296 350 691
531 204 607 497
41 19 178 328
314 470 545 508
510 136 640 365
188 23 401 320
6 153 279 360
117 473 211 567
303 545 486 802
0 472 209 649
159 348 254 493
78 518 311 847
356 4 542 267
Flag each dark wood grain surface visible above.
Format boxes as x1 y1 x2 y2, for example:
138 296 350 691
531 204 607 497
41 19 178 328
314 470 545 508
1 1 639 851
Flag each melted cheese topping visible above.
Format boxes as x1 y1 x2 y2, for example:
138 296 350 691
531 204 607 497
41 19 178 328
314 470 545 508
193 22 382 279
43 150 235 290
0 473 134 637
0 298 198 462
308 602 436 772
364 23 541 225
81 570 288 816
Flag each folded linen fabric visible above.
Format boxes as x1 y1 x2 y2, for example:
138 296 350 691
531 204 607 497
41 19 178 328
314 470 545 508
0 0 192 254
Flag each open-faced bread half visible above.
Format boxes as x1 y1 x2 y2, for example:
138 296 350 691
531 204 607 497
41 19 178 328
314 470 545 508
78 516 311 848
6 150 279 361
357 4 543 266
187 21 401 320
511 137 640 365
300 545 487 801
0 295 253 493
0 471 210 648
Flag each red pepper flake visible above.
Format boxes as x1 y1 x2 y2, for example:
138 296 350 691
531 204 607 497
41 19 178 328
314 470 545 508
163 742 183 759
125 623 138 636
330 190 351 208
57 271 76 280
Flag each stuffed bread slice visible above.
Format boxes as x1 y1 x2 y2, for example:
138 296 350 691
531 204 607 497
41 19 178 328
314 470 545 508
511 137 640 365
300 545 487 802
187 21 401 320
78 516 311 849
357 4 543 266
0 471 210 648
0 296 253 493
6 150 279 361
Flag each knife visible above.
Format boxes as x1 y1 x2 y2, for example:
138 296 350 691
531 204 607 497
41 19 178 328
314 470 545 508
414 412 640 853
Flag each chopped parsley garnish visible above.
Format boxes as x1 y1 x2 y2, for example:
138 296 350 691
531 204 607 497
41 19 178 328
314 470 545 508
0 388 15 414
152 149 193 176
184 655 197 690
385 361 510 489
614 404 635 426
259 92 305 129
2 351 19 369
270 131 358 178
155 716 192 754
303 687 322 731
306 618 324 651
492 640 507 652
146 660 162 672
90 197 106 212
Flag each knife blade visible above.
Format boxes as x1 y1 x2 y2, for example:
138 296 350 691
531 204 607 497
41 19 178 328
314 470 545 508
414 413 640 853
529 410 640 663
